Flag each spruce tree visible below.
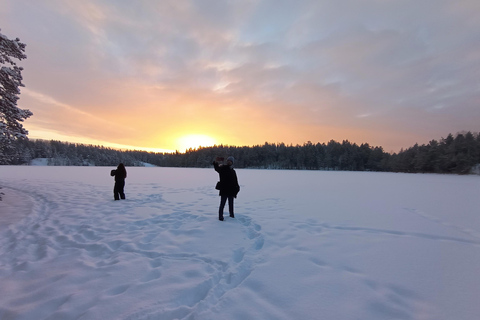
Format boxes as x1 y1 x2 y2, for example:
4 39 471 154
0 29 32 164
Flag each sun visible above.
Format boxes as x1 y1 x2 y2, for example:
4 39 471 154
176 134 218 152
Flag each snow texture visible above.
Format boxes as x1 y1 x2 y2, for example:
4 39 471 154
0 166 479 320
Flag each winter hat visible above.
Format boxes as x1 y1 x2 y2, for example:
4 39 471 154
227 156 235 163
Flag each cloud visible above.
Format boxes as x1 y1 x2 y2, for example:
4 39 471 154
2 0 480 152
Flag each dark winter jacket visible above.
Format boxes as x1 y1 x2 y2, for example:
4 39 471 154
113 165 127 182
214 162 240 197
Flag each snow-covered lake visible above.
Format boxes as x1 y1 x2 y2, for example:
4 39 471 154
0 166 479 320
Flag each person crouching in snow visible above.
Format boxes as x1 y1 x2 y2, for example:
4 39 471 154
213 156 240 221
111 163 127 200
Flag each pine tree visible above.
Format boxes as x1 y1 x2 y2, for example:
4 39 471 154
0 29 33 164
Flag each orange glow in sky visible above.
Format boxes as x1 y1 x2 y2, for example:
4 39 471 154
176 134 218 152
3 1 480 153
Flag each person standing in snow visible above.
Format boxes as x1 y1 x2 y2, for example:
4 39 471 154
213 156 240 221
111 163 127 200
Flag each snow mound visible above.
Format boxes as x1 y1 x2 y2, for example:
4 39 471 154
29 158 49 166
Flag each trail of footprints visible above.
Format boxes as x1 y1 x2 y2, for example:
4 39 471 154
0 181 266 320
121 215 265 320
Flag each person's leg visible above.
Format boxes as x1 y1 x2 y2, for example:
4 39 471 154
118 180 126 199
219 195 227 221
228 196 234 218
113 183 120 200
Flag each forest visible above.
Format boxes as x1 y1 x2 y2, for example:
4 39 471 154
1 131 479 174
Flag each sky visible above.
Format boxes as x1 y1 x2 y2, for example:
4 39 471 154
1 0 480 153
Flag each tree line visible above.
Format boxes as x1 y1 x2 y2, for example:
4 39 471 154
1 131 479 174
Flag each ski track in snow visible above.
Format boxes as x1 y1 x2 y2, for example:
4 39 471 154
306 220 480 246
403 207 480 241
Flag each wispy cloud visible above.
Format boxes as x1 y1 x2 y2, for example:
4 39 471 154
2 0 480 152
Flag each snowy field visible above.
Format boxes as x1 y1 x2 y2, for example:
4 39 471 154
0 166 479 320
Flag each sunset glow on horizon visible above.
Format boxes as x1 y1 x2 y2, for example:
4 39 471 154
2 0 480 154
176 134 219 152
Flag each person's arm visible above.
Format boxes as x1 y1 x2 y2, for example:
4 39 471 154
233 170 240 196
213 161 220 172
213 157 224 172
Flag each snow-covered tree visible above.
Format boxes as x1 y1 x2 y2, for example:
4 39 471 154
0 29 32 164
